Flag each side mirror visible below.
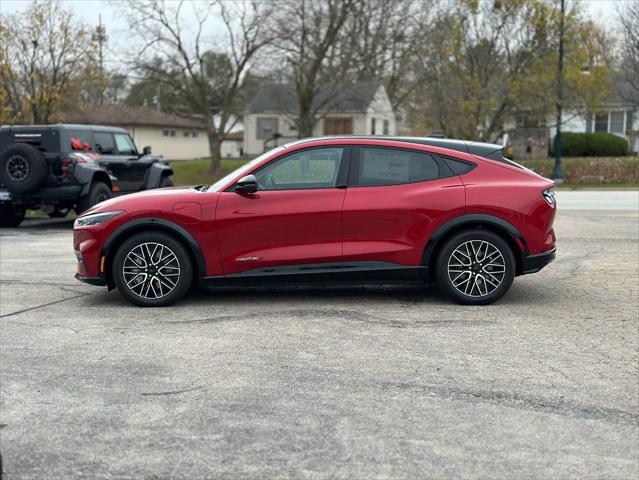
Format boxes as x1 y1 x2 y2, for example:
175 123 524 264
234 174 258 194
142 146 152 155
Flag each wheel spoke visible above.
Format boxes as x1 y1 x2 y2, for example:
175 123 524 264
123 242 181 299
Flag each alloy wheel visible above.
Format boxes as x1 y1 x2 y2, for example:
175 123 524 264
6 155 29 182
447 240 506 298
123 242 181 299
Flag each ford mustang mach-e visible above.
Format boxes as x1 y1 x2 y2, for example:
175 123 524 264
73 137 556 306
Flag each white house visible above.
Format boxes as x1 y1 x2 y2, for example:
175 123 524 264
65 105 210 160
243 81 396 155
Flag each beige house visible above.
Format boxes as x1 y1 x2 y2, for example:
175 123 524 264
244 81 396 155
65 105 209 160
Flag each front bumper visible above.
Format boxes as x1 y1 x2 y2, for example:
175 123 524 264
522 248 556 274
75 273 106 286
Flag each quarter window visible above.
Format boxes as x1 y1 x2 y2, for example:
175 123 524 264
254 147 344 190
355 147 442 187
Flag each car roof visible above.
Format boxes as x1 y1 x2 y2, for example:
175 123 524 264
284 136 503 158
1 124 129 134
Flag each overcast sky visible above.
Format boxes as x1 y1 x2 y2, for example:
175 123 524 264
0 0 629 70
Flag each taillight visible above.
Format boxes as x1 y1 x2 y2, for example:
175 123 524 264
542 188 556 206
61 158 73 177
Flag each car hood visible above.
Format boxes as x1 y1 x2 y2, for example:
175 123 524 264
81 186 206 216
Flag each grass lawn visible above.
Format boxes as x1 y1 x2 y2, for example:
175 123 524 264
170 158 248 186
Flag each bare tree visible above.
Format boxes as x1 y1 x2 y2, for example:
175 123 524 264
618 0 639 98
269 0 356 138
0 0 103 124
126 0 271 174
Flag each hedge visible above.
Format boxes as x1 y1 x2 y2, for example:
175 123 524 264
551 132 629 157
519 156 639 184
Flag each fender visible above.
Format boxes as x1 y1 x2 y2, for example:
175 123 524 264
101 217 207 278
75 164 113 195
144 163 174 190
423 213 528 265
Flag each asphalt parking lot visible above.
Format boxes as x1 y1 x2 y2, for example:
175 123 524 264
1 191 638 479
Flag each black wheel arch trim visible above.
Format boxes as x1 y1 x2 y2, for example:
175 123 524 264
423 214 528 273
101 217 207 280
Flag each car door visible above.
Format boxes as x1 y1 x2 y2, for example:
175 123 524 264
215 146 350 276
342 146 465 267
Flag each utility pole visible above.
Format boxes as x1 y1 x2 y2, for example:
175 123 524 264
93 15 107 105
553 0 565 182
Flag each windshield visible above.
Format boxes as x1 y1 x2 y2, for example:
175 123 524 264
208 146 285 191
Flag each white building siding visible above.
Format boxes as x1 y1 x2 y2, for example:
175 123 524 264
128 126 209 161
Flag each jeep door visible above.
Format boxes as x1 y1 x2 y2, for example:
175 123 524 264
94 131 145 192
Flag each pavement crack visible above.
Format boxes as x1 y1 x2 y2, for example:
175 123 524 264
0 293 88 319
141 383 213 397
380 381 639 426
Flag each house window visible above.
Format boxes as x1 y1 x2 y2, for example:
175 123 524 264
191 131 199 138
183 131 190 138
371 118 376 135
383 119 390 135
594 113 608 133
256 117 279 140
324 117 353 135
610 111 625 134
163 129 176 137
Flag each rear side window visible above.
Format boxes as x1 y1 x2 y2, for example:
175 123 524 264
354 147 442 187
94 132 116 154
67 129 94 152
441 156 476 175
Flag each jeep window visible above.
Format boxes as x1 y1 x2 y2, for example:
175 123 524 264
67 130 94 151
94 132 116 154
114 133 137 155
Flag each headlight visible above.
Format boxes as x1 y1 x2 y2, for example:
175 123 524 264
74 210 123 227
542 188 556 206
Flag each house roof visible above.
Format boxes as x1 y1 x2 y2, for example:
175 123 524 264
246 81 382 114
64 105 207 129
610 72 639 105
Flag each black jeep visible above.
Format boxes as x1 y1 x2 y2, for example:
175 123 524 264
0 124 174 227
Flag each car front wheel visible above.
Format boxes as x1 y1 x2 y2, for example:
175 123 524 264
436 229 515 305
113 232 193 307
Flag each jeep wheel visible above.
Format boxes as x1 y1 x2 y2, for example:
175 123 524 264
0 144 47 194
76 182 112 214
48 207 70 218
0 203 26 228
160 176 174 188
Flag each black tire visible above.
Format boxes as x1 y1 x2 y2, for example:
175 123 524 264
0 144 47 194
436 229 515 305
159 176 174 188
48 207 69 218
112 232 193 307
0 203 26 228
75 182 112 214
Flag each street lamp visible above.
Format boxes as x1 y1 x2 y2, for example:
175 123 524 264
553 0 565 182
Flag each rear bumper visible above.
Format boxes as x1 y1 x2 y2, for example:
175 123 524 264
75 273 106 286
522 248 556 275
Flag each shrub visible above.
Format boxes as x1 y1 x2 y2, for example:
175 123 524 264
551 132 629 157
520 157 639 184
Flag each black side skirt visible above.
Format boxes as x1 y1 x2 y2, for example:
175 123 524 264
200 261 427 287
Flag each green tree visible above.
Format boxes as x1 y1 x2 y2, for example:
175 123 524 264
0 0 105 124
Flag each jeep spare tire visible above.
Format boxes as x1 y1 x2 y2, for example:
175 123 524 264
0 144 47 194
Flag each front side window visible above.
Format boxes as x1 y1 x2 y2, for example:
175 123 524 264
255 147 344 190
114 133 137 155
354 147 442 187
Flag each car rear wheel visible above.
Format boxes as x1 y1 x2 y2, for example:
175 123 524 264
113 232 193 307
159 176 174 188
436 229 515 305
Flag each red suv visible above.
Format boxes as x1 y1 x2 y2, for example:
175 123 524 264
73 137 556 307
